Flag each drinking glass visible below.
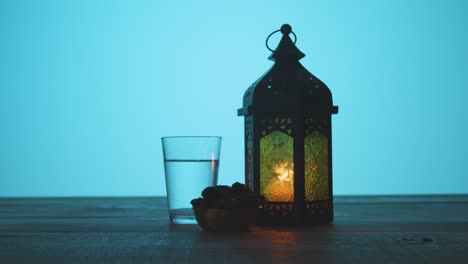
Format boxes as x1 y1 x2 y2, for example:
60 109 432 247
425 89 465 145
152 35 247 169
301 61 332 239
161 136 221 224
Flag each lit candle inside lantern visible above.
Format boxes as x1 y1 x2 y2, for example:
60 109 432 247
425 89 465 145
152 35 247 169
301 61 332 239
264 162 294 202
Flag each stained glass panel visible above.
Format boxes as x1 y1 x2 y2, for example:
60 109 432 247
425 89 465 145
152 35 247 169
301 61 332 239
260 131 294 202
304 131 329 201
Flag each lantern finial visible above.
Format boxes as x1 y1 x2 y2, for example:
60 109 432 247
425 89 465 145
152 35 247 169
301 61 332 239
280 24 292 35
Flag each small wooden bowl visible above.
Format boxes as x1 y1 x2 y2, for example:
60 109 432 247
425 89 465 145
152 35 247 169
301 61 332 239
193 207 257 232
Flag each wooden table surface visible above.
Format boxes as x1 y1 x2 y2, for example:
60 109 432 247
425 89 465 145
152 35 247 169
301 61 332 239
1 196 467 263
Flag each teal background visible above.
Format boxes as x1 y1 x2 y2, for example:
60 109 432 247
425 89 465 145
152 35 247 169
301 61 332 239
1 0 467 197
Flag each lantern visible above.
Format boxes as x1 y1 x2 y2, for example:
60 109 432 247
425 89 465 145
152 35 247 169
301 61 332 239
238 24 339 225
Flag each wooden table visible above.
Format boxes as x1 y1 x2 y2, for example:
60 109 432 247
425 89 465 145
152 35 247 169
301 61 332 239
1 196 467 263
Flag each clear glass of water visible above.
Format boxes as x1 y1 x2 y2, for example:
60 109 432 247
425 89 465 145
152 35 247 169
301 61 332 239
161 136 221 224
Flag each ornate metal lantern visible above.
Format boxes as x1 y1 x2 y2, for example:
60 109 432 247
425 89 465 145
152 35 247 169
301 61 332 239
238 24 339 225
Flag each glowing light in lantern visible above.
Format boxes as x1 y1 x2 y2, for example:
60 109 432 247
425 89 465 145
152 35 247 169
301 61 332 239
264 162 294 202
274 162 293 182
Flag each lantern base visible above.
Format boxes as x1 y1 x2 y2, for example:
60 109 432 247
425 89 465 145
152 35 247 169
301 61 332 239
257 200 333 226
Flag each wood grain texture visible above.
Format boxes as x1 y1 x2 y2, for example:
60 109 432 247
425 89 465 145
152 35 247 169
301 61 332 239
1 196 467 263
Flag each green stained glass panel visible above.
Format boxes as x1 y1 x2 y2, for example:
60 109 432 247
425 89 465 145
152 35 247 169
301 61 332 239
304 131 329 201
260 131 294 202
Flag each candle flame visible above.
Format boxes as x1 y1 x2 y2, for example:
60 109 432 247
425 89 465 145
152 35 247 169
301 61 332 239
274 162 293 182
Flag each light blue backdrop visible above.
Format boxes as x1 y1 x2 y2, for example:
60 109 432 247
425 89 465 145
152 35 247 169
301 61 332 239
1 0 467 197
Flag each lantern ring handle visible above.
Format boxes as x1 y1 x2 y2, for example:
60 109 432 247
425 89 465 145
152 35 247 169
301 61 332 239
265 29 297 52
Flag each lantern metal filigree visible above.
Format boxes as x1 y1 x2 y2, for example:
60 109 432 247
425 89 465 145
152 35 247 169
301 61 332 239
238 24 339 225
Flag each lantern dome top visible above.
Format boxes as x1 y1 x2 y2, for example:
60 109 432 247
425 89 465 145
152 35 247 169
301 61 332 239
238 24 338 116
267 24 305 62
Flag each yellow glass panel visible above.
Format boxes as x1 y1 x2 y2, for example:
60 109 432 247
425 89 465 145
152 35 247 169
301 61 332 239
304 131 329 201
260 131 294 202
